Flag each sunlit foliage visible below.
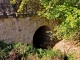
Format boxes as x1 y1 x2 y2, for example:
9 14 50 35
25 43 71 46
10 0 80 40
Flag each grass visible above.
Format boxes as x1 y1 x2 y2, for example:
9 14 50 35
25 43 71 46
0 40 76 60
0 41 62 60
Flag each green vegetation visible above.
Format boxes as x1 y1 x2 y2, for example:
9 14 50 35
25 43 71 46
77 42 80 46
68 53 74 60
0 41 77 60
10 0 16 4
0 41 63 60
39 0 80 40
10 0 29 12
0 40 78 60
10 0 80 41
0 41 13 59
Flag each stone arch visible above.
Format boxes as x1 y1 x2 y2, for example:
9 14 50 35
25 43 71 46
33 25 54 49
0 16 59 45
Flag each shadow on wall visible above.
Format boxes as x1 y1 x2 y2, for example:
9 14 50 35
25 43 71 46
33 25 60 49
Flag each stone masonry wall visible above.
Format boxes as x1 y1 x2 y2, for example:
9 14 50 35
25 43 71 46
0 0 60 44
0 15 58 44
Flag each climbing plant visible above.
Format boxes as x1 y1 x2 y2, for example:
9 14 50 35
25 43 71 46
10 0 80 40
10 0 29 12
10 0 16 4
38 0 80 40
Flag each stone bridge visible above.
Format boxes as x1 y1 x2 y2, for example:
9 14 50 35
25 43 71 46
0 0 60 47
0 15 59 44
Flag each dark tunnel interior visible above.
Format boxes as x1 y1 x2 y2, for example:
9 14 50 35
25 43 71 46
33 25 56 49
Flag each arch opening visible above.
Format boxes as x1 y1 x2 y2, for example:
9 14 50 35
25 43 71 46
33 25 54 49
